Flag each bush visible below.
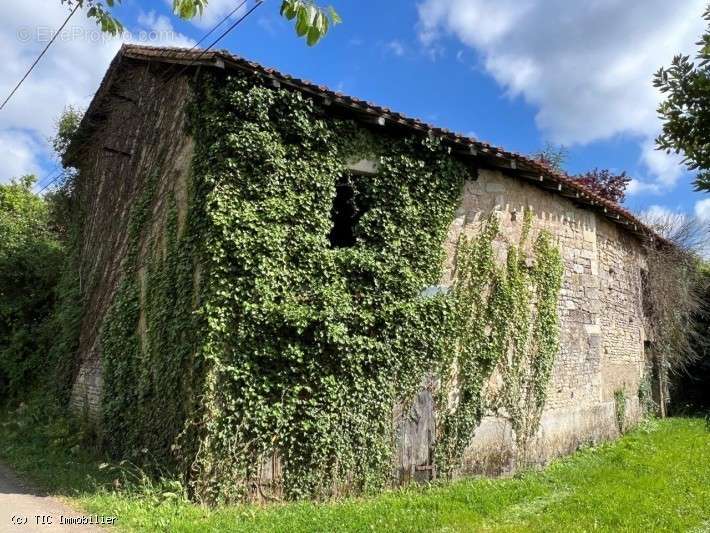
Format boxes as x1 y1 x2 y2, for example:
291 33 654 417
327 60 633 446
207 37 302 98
0 176 64 399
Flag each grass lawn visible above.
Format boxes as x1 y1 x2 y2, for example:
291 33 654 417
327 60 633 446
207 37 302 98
1 404 709 532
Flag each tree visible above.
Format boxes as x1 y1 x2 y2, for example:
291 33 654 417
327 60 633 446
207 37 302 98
51 105 84 161
47 106 85 240
0 104 89 402
669 262 710 414
655 6 710 192
60 0 341 46
531 144 631 203
0 176 64 399
531 143 568 174
574 168 631 204
637 211 710 416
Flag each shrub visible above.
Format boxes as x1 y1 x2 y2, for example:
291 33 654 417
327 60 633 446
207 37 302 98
0 176 64 399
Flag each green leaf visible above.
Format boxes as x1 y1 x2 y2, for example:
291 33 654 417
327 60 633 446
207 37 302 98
314 11 326 35
295 6 310 37
173 0 198 19
328 6 342 25
281 0 297 19
307 25 321 46
305 4 317 25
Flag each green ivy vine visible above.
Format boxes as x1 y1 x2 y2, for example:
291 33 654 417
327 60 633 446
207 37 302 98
495 212 564 455
437 210 563 472
98 70 470 501
100 168 204 463
97 69 564 502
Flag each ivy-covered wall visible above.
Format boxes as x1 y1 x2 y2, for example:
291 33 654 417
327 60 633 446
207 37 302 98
445 171 648 475
69 59 196 416
175 72 473 501
77 68 464 500
68 56 647 503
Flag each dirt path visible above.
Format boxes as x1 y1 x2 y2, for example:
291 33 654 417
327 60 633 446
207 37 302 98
0 464 105 533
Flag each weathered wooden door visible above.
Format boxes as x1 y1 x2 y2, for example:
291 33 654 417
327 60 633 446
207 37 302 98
394 386 437 483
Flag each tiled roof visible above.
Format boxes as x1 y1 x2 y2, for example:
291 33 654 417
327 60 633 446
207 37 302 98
81 44 660 242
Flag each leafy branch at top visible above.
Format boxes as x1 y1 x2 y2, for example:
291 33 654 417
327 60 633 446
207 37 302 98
60 0 124 34
280 0 341 46
654 4 710 193
59 0 341 46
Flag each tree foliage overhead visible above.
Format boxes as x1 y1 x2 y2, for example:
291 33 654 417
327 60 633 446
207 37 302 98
280 0 341 46
532 144 631 204
59 0 340 45
655 5 710 192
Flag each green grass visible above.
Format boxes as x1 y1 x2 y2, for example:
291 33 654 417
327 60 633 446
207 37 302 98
1 403 709 532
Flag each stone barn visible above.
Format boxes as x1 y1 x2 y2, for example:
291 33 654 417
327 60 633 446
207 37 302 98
64 44 657 500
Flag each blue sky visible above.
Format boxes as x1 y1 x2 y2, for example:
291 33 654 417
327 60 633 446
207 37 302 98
1 0 709 220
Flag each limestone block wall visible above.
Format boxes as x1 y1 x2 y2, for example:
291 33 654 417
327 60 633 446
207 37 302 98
440 169 647 474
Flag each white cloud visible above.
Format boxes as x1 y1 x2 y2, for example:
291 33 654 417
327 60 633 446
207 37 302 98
638 137 686 188
134 11 196 48
0 3 194 182
417 0 706 194
641 204 676 221
626 179 660 196
695 198 710 222
0 131 44 183
0 4 121 137
386 40 406 57
0 2 121 182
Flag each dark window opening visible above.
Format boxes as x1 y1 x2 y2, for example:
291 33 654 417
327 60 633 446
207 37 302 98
329 175 363 248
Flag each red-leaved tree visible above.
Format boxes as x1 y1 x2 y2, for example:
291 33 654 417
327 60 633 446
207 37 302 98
531 145 631 204
574 168 631 204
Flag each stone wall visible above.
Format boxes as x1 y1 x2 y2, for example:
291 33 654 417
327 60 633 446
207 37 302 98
439 169 647 474
70 62 648 477
69 62 194 418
